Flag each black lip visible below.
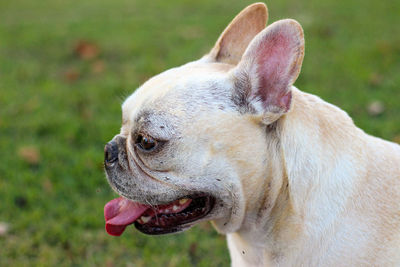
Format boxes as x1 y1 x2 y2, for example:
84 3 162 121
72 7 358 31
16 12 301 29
134 195 215 235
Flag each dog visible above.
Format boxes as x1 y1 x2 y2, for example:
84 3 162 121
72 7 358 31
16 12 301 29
103 3 400 266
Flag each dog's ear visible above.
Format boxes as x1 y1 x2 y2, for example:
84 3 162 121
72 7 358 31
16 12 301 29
232 19 304 124
205 3 268 65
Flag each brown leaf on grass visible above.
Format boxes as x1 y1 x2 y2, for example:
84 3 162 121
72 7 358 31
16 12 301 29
79 106 92 120
74 40 100 60
18 146 40 165
368 73 383 87
367 100 385 116
0 222 9 236
189 242 198 260
91 60 105 74
376 40 395 57
316 25 335 39
106 260 115 267
393 135 400 144
64 68 80 82
42 177 53 193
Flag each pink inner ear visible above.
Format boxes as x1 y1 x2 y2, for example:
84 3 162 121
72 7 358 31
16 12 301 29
256 31 294 112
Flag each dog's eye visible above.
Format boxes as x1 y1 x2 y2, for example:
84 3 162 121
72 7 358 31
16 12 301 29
135 134 157 151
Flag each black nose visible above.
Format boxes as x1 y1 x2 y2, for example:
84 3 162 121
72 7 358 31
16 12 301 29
104 140 118 165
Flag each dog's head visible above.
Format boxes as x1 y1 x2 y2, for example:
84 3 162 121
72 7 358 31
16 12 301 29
104 3 304 236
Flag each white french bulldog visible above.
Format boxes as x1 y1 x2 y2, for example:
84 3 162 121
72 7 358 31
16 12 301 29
103 3 400 266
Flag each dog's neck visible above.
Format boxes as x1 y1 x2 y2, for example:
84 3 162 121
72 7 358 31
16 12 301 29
227 88 368 266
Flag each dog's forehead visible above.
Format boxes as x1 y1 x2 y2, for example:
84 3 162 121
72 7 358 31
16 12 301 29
121 61 235 130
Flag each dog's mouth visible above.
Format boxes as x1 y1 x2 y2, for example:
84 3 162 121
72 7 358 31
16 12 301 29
104 195 215 236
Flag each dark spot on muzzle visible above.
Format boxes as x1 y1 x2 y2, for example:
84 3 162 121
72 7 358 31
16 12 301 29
104 140 118 166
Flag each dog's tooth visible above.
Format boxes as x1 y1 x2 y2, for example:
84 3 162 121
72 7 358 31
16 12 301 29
179 198 189 205
140 216 151 223
173 205 179 211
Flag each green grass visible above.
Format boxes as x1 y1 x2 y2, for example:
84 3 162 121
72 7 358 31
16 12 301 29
0 0 399 266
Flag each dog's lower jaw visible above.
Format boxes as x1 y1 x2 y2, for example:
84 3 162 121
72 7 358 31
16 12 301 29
211 206 244 235
210 183 247 234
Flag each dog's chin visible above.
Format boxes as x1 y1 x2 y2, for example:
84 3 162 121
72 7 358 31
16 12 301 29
134 195 216 235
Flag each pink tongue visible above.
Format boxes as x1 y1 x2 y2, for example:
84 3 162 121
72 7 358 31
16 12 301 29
104 197 150 236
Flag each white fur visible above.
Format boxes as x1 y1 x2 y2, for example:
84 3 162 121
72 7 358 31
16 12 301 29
107 3 400 266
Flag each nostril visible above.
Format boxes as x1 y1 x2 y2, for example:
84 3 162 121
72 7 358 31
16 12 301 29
104 141 118 165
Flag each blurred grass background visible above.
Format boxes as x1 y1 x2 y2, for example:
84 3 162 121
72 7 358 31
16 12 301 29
0 0 399 266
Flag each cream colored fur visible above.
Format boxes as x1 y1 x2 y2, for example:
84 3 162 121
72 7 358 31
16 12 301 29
106 3 400 266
